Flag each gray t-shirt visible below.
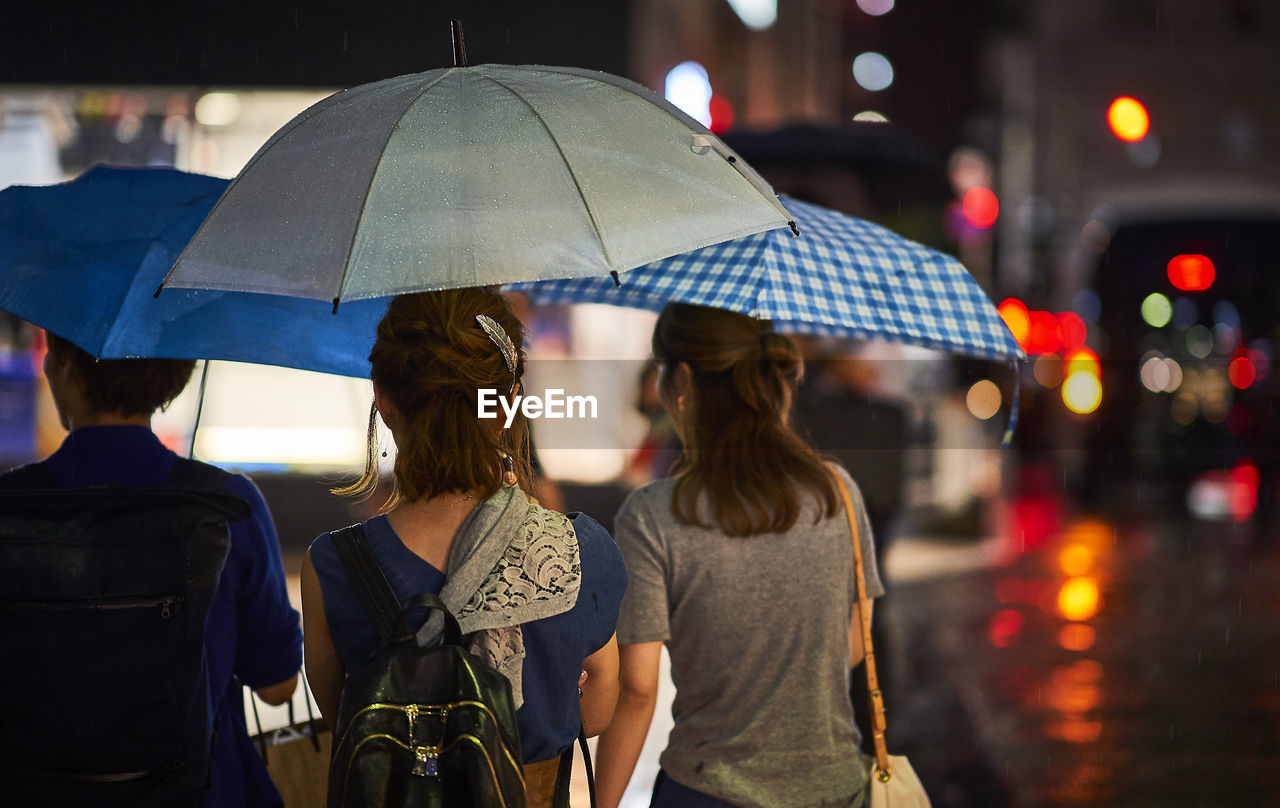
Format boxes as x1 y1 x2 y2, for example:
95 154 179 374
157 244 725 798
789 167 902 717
614 465 884 808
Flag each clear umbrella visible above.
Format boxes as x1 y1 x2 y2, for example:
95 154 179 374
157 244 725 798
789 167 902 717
159 64 796 310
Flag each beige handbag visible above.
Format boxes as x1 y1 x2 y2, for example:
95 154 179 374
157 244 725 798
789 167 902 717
834 472 932 808
247 677 332 807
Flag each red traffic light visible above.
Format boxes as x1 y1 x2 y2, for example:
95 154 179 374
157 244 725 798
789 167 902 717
1167 254 1215 292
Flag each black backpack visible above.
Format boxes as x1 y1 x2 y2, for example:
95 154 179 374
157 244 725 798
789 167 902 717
327 523 529 807
0 458 249 808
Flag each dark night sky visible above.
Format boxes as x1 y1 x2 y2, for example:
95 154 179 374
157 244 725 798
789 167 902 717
1 1 629 87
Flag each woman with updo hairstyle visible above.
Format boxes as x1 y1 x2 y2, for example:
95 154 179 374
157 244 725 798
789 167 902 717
595 303 886 808
301 289 626 804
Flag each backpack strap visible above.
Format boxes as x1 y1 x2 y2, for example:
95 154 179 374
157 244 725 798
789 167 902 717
331 523 401 642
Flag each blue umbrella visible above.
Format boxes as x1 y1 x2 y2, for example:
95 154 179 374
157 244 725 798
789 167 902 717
511 195 1023 363
0 165 385 378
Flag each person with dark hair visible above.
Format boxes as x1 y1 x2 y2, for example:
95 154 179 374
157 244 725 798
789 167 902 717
300 288 627 806
595 303 885 808
0 333 302 807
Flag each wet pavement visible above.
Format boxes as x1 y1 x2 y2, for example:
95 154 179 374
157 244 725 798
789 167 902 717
880 502 1280 807
277 493 1280 807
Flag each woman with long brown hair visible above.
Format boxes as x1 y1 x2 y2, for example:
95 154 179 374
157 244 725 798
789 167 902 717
300 288 626 805
595 303 885 808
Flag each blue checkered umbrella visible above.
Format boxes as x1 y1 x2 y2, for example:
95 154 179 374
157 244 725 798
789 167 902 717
512 195 1023 362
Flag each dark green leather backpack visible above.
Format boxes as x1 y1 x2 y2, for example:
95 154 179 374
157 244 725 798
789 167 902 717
327 524 526 808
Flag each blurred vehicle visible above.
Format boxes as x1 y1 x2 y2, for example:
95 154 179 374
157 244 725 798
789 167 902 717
1062 185 1280 518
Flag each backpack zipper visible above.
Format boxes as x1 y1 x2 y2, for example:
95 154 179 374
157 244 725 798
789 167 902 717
0 595 182 619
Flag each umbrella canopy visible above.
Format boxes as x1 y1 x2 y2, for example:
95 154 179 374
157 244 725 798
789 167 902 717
159 64 795 307
511 195 1024 362
0 165 385 377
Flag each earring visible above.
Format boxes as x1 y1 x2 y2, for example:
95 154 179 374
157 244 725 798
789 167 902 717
381 449 388 458
501 452 517 487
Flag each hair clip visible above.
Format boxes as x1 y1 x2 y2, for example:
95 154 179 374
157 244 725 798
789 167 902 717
475 314 518 393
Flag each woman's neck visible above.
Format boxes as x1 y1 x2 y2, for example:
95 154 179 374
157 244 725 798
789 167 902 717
385 490 480 572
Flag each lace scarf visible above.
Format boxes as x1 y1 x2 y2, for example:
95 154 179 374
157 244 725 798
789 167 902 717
414 484 581 708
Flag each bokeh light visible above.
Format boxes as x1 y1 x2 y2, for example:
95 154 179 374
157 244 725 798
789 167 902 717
961 186 1000 229
1141 292 1172 327
852 52 894 92
1058 544 1095 576
1058 312 1087 350
195 92 241 126
1026 310 1063 355
853 110 889 123
724 0 778 30
966 379 1003 420
1057 576 1101 621
1107 96 1150 142
1033 354 1064 388
998 298 1030 346
1062 370 1102 414
856 0 895 15
1064 346 1100 378
665 61 713 127
1229 355 1257 389
1058 623 1097 652
1167 254 1215 292
1072 289 1102 323
1186 325 1213 358
1140 353 1183 393
989 609 1024 649
708 95 734 134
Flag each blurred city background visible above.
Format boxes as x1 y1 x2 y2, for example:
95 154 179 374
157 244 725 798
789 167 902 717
3 1 1279 805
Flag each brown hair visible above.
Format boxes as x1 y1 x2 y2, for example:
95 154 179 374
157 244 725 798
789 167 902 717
46 332 195 416
336 289 532 507
653 303 838 536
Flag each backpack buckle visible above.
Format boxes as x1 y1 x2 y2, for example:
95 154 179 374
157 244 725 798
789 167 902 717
412 746 439 777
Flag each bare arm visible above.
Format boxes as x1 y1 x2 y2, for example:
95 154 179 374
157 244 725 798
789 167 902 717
594 641 662 808
579 633 620 737
301 550 344 730
254 674 298 706
850 600 873 668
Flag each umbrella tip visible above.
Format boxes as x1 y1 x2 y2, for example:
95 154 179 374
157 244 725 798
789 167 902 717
610 270 621 288
332 297 340 315
451 19 468 67
788 220 799 237
152 284 163 299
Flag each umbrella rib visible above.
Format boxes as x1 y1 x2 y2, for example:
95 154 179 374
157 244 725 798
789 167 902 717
327 71 455 308
480 73 617 271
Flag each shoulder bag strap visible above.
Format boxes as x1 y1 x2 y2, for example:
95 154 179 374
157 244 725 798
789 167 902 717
832 468 891 781
331 523 401 642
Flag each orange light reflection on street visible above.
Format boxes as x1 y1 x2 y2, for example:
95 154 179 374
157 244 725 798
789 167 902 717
1046 718 1104 744
989 608 1024 649
1058 576 1100 621
1058 543 1095 576
1058 623 1097 651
